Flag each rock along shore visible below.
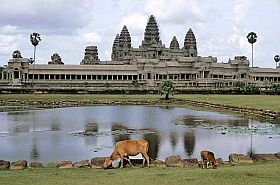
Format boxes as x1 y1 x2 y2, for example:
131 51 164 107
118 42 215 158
1 152 280 170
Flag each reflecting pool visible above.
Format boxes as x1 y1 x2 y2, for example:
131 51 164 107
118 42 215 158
0 105 279 163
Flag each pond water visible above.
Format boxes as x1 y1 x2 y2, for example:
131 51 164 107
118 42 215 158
0 105 280 164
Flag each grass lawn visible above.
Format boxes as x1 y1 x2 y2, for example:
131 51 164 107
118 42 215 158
1 161 280 185
1 94 280 112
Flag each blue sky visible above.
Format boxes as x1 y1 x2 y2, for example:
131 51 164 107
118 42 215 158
0 0 280 68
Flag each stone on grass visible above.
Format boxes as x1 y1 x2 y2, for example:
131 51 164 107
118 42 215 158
229 153 253 164
274 152 280 159
10 160 27 170
252 154 280 161
57 160 73 169
91 157 106 168
29 162 44 168
165 155 185 167
73 160 91 168
152 160 166 167
0 160 10 170
183 158 199 167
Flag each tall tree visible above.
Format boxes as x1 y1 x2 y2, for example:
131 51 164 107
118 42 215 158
30 33 41 64
274 55 280 68
246 32 257 67
159 80 175 100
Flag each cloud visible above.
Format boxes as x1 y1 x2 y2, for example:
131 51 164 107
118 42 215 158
0 0 93 35
120 14 147 36
144 0 205 24
80 32 102 45
233 0 253 27
0 34 22 55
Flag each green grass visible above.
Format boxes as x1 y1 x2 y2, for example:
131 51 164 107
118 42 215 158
1 94 280 112
183 94 280 112
1 161 280 185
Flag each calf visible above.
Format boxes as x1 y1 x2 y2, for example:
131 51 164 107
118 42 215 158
103 139 150 168
200 150 218 169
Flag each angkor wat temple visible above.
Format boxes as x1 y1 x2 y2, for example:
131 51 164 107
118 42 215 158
1 15 280 93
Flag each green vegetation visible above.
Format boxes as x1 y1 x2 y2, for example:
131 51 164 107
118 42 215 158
183 94 280 112
0 94 279 112
132 80 139 87
159 80 175 100
1 161 280 185
247 31 257 67
234 81 260 94
271 84 280 94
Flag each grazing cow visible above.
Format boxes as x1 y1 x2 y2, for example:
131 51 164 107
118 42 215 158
200 150 219 169
103 139 150 168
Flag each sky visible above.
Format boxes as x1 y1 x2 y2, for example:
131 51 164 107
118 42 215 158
0 0 280 68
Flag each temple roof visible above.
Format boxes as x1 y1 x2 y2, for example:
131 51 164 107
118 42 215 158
119 25 131 48
112 34 120 49
184 28 198 57
170 36 180 49
184 28 196 48
142 15 162 47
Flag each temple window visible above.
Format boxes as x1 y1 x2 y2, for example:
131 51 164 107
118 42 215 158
147 73 151 79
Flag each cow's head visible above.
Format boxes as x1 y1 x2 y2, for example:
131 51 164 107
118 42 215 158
212 160 219 169
103 157 113 169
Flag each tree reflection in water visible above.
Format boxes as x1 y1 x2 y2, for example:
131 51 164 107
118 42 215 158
31 137 40 160
85 122 98 133
85 122 99 145
247 119 255 157
143 133 160 160
111 123 130 144
184 130 196 158
169 131 178 151
51 120 60 131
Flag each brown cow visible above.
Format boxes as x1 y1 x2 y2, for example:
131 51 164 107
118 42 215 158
200 150 218 169
103 139 150 168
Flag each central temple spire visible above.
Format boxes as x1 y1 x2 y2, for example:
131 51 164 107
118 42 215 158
141 15 162 48
184 28 198 57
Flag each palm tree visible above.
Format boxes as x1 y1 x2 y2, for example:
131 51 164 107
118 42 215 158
274 55 280 68
30 33 41 65
246 32 257 67
159 80 175 100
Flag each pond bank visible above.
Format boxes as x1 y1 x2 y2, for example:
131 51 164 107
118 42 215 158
1 151 280 170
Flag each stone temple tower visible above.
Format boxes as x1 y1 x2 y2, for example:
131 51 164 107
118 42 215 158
111 34 120 61
112 25 131 61
170 36 180 49
80 46 99 65
119 25 131 59
184 28 198 57
141 15 163 48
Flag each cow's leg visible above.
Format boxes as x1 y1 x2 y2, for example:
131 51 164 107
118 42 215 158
142 153 150 167
206 161 209 169
141 153 146 167
201 159 205 168
126 156 134 167
120 155 124 168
